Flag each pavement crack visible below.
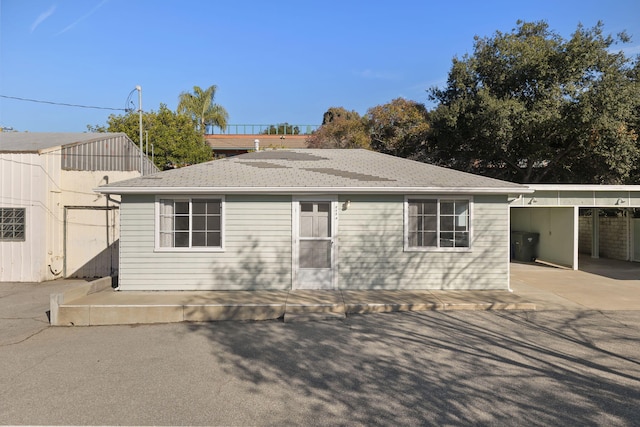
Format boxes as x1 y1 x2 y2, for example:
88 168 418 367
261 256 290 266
599 310 634 328
1 316 50 324
0 326 48 347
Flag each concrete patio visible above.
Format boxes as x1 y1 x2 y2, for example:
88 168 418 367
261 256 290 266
49 256 640 326
50 285 535 326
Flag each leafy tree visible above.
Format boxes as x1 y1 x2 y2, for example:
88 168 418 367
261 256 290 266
429 21 640 184
88 104 212 169
629 60 640 183
177 85 229 134
366 98 430 158
306 107 370 148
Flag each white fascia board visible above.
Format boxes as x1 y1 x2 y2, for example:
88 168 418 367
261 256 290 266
529 184 640 192
38 145 63 155
95 186 533 195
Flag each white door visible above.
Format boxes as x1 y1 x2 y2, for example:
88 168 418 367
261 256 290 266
633 218 640 262
294 200 336 289
65 207 119 278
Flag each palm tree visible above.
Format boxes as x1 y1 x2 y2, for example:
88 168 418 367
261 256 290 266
177 85 229 134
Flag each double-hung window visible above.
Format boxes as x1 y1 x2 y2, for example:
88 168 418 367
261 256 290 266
0 208 26 241
157 197 223 250
405 198 471 250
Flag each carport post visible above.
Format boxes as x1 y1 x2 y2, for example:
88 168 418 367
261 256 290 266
591 208 599 259
625 208 632 261
573 206 579 270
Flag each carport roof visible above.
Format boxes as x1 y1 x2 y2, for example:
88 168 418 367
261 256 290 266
512 184 640 208
528 184 640 192
97 148 531 195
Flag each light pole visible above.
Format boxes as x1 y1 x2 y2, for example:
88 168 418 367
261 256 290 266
136 85 143 175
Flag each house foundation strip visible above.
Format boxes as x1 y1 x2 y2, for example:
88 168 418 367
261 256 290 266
428 290 536 311
55 290 290 326
53 288 536 326
183 290 288 322
284 290 346 322
341 290 444 314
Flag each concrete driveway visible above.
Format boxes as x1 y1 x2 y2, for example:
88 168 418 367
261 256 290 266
510 257 640 310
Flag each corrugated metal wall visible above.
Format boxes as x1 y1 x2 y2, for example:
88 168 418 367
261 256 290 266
61 134 158 174
1 132 156 282
0 152 60 282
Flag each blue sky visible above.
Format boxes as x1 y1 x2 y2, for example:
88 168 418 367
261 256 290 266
1 0 639 132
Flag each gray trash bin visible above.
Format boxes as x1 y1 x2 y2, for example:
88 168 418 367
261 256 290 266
511 231 539 262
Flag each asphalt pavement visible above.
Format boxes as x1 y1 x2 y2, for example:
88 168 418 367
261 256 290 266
1 262 639 426
0 279 89 347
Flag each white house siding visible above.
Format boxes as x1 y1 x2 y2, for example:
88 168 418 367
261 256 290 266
0 152 60 282
337 194 510 290
118 194 293 290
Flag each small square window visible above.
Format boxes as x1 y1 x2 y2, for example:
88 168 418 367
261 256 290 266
0 208 26 241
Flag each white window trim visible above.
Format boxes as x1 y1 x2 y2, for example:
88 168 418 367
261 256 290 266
154 195 225 252
404 196 473 252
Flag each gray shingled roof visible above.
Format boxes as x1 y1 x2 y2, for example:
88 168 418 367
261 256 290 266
98 149 530 194
0 132 127 152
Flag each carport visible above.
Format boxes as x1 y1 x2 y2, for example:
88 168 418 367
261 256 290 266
510 185 640 270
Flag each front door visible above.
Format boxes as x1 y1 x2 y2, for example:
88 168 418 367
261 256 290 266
294 200 336 289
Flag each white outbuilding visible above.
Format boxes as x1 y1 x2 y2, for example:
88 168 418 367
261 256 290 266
0 132 157 282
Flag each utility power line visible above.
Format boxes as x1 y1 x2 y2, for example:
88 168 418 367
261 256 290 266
0 94 126 111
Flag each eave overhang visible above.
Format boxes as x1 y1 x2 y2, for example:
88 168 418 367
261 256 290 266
96 185 533 195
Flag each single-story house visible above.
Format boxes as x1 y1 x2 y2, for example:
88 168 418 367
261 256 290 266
0 132 157 282
97 149 530 291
